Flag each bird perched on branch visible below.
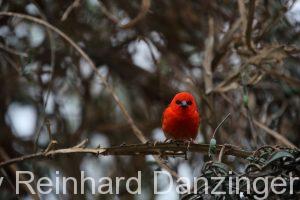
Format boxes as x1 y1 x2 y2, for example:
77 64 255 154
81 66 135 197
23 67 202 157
162 92 200 141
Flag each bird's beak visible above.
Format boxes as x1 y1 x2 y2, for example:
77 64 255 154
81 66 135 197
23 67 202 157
180 100 188 108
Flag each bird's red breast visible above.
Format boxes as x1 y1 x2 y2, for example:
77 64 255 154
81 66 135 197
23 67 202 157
162 92 200 140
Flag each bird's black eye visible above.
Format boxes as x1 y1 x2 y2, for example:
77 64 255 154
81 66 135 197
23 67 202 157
187 100 192 105
176 100 181 105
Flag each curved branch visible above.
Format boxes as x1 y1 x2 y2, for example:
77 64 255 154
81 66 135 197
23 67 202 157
119 0 151 29
0 43 28 57
0 143 253 168
61 0 81 21
98 0 151 29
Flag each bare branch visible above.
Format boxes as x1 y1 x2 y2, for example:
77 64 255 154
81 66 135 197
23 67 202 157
119 0 151 29
0 43 28 57
212 113 231 138
203 17 214 94
253 119 296 149
0 143 253 169
238 0 256 53
245 0 256 53
61 0 81 21
98 0 151 29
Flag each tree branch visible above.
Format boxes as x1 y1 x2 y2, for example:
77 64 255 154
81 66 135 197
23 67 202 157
98 0 151 29
245 0 256 53
0 143 253 168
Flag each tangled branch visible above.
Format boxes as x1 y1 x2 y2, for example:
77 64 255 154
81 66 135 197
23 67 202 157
183 146 300 200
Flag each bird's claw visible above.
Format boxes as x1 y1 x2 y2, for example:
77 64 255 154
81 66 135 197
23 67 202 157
164 139 183 145
145 140 153 145
183 139 195 152
145 140 159 147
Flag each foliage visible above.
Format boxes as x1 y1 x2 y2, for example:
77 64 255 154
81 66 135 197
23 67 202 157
183 147 300 200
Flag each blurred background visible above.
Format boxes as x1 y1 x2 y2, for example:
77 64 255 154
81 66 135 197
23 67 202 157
0 0 300 199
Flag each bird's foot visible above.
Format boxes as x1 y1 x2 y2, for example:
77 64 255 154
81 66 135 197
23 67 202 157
145 140 153 145
183 138 195 145
163 139 183 146
145 140 159 147
183 139 195 151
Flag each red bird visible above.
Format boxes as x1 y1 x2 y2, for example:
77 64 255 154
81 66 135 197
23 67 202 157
162 92 200 141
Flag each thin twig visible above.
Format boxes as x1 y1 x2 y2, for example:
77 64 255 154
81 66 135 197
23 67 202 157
245 0 256 53
98 1 119 24
253 119 296 148
212 113 231 138
212 18 242 70
238 0 256 53
120 0 151 29
241 68 260 146
74 139 88 148
98 0 151 29
261 66 300 87
203 17 214 94
238 0 247 38
218 145 226 162
61 0 81 21
30 1 56 154
0 43 28 57
44 140 57 153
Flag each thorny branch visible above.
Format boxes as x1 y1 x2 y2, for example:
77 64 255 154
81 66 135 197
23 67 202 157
0 142 253 169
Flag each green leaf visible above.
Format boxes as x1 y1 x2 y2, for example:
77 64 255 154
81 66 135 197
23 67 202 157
267 151 295 165
243 94 249 106
211 162 229 174
209 138 217 158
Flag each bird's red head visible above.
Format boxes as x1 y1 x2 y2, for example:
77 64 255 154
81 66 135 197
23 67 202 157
169 92 198 113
